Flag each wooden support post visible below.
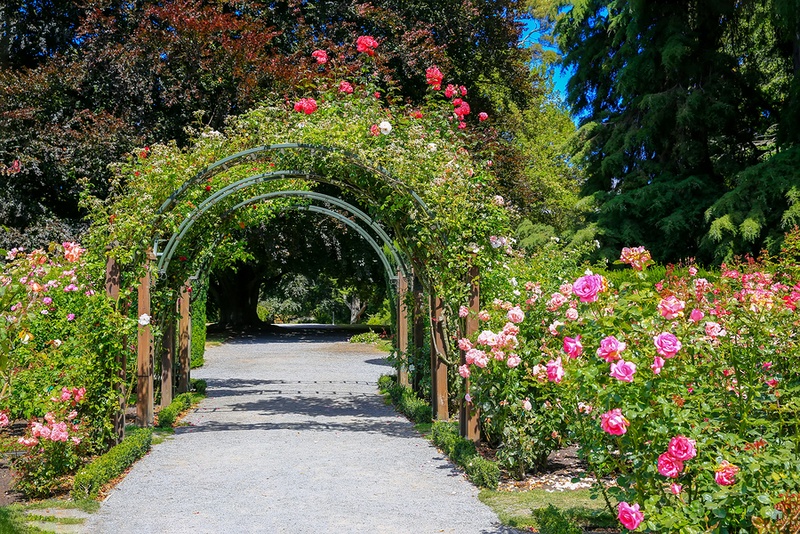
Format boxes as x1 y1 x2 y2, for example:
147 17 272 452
105 253 125 443
396 270 409 387
460 264 481 442
160 321 175 408
430 293 449 420
411 275 425 393
177 284 191 394
136 251 155 427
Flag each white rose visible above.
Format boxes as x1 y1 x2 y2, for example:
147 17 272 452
379 121 392 135
138 314 151 326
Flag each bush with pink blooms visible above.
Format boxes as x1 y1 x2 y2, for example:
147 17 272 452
462 237 800 531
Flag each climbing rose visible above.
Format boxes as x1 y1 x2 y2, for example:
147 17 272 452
311 49 328 64
506 353 521 368
600 408 629 435
478 112 488 121
444 84 457 98
356 35 378 55
0 412 8 427
610 359 637 382
714 461 739 486
465 348 484 365
507 306 524 324
338 81 354 94
62 242 85 263
457 338 472 351
657 452 684 478
459 306 469 318
478 310 490 321
293 98 317 114
458 364 470 378
654 332 682 358
546 357 564 383
426 66 444 90
50 422 69 442
597 335 626 362
658 295 686 319
573 274 605 302
562 335 583 359
668 435 697 461
617 502 644 530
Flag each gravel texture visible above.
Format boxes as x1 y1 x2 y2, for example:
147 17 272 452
84 327 518 534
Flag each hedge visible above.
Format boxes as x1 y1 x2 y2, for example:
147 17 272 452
72 427 152 500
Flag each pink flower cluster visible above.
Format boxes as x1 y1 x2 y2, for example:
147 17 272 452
0 411 8 427
619 246 652 271
311 49 328 64
57 386 86 405
338 80 354 94
293 98 318 114
62 242 85 263
657 435 697 479
19 415 81 448
356 35 378 56
426 66 444 90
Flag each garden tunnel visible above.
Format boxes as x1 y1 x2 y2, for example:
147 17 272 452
105 143 482 445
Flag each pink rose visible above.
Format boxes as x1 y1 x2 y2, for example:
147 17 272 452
356 35 379 55
426 66 443 90
457 338 472 351
658 295 685 319
522 398 532 411
670 483 682 495
338 80 354 94
610 359 637 382
472 350 489 368
546 357 564 383
502 322 519 336
657 452 684 478
459 305 469 318
565 308 579 321
0 412 8 427
458 364 470 378
714 460 739 486
73 387 86 403
293 97 318 114
311 49 328 64
597 335 627 362
477 330 498 347
668 435 697 461
688 266 698 276
617 502 644 530
548 321 564 336
444 84 457 98
563 336 583 359
506 354 521 368
507 306 524 324
573 274 605 303
478 310 490 321
689 308 704 322
600 408 629 436
651 356 665 374
465 348 484 365
547 293 569 311
60 387 72 402
619 246 652 271
653 332 682 358
705 321 726 338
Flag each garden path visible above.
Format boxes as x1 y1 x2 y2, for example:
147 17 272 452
84 327 517 533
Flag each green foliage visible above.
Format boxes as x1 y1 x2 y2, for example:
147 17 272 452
348 332 381 344
190 282 207 369
190 379 207 396
156 392 201 429
378 375 432 425
430 421 500 489
531 505 582 534
71 427 153 500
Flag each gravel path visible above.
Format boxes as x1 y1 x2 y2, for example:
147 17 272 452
84 327 517 534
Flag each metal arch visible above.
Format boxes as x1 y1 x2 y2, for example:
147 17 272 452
156 174 409 277
223 191 409 277
157 143 433 220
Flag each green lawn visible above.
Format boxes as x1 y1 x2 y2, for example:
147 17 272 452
478 488 615 530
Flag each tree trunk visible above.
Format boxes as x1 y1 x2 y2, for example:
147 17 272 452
345 294 368 324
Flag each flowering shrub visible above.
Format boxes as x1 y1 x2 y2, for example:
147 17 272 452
463 239 800 531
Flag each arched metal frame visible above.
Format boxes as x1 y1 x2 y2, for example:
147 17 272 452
157 188 409 280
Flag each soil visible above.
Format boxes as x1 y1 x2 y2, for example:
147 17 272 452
489 444 603 492
0 421 27 506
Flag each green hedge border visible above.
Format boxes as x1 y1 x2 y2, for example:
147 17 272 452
71 427 153 500
377 375 500 489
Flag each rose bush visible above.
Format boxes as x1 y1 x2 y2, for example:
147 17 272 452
462 236 800 531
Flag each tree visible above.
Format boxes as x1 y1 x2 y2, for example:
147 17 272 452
541 0 800 262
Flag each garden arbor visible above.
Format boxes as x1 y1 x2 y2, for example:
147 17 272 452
104 141 485 442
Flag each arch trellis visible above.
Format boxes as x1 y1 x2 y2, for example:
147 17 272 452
109 142 481 444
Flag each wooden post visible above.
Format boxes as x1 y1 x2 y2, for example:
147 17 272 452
136 250 155 427
429 293 448 420
460 264 481 442
396 270 409 387
105 253 125 443
160 321 175 408
411 274 425 393
177 283 191 394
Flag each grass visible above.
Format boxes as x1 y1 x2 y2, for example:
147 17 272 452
204 331 229 348
478 488 615 530
0 499 99 534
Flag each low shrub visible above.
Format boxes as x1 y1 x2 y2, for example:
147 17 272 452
430 421 500 489
191 378 207 395
532 505 583 534
71 427 152 500
349 331 380 344
157 393 200 428
377 375 431 424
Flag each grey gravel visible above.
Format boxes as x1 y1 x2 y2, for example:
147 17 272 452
84 327 519 534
